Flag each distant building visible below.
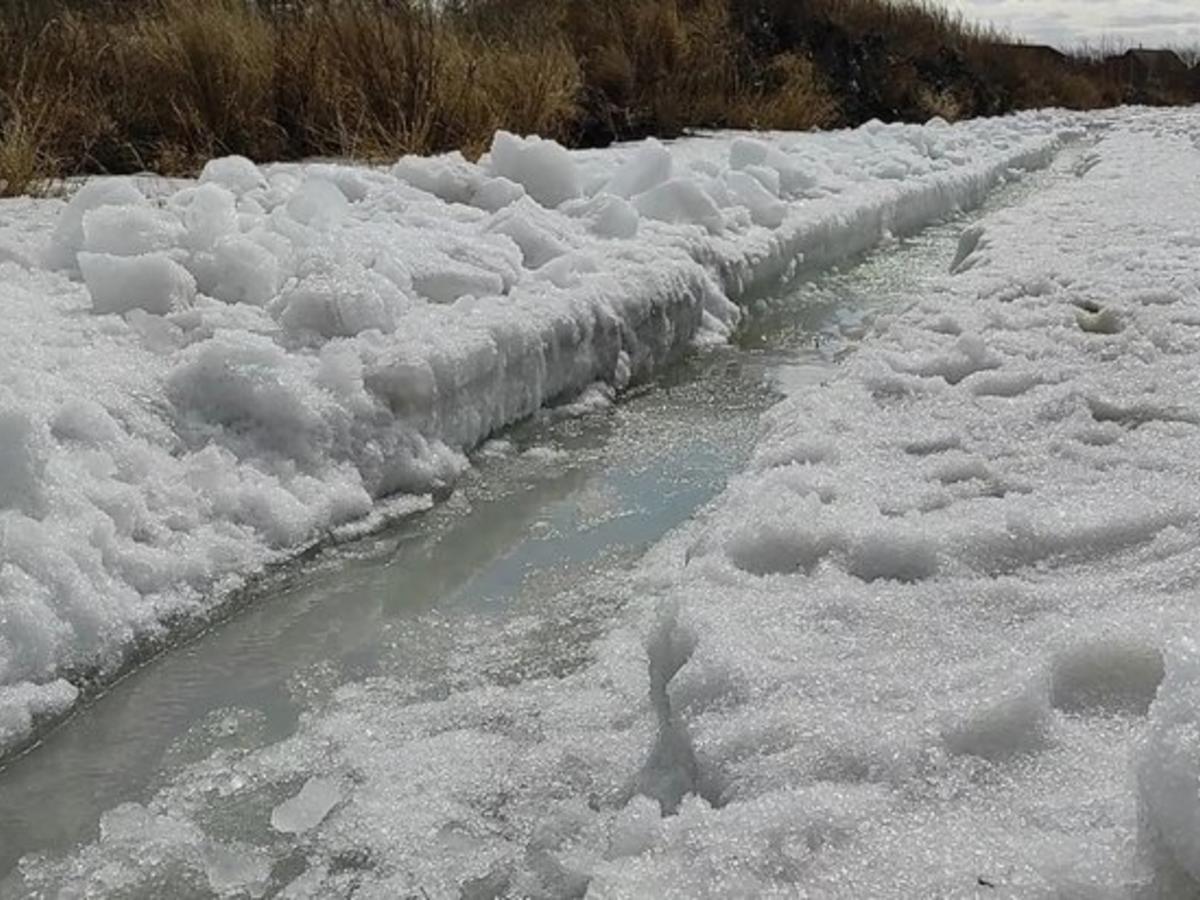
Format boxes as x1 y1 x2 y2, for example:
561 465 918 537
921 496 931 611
1105 49 1191 99
997 43 1069 68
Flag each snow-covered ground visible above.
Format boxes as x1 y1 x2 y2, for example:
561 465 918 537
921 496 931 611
0 112 1073 756
8 105 1200 897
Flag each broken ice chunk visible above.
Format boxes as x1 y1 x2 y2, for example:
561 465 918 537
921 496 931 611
270 777 341 834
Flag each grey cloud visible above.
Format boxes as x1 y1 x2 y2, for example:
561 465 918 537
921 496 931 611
941 0 1200 47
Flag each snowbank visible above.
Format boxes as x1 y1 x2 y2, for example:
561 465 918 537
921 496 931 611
16 106 1200 896
616 107 1200 895
0 115 1071 756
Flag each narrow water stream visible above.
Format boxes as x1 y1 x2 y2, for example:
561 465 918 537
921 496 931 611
0 159 1064 879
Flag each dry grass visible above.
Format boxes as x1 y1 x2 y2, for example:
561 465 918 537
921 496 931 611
0 0 1190 192
734 0 1141 122
916 86 965 122
293 6 581 159
0 113 46 196
136 0 280 165
440 34 581 154
734 53 841 130
279 4 445 159
564 0 839 140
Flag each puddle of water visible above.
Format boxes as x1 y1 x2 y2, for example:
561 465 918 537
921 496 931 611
0 159 1069 877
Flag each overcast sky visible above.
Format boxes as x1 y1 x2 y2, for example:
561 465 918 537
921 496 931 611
936 0 1200 49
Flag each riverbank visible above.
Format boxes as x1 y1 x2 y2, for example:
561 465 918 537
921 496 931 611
0 111 1076 760
0 0 1161 197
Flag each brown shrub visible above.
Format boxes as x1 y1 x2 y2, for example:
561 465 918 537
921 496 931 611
733 52 841 131
0 112 45 196
0 0 1188 192
0 12 106 190
274 3 580 160
565 0 762 140
131 0 280 167
436 32 581 155
279 3 443 159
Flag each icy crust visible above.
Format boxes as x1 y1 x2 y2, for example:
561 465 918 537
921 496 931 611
16 107 1200 897
652 109 1200 895
622 109 1200 895
0 117 1069 754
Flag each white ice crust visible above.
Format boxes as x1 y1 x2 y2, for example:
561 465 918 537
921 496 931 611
19 108 1200 897
0 116 1070 768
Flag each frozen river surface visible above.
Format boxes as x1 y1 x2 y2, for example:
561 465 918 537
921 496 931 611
0 170 1034 887
8 109 1200 897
